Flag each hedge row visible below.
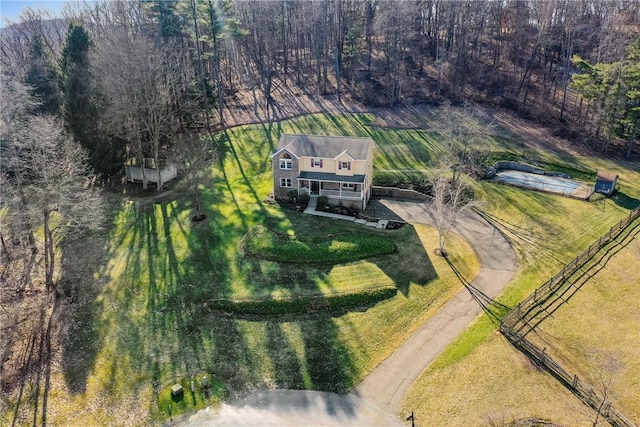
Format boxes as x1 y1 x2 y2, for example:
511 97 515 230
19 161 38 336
373 171 434 195
204 286 398 316
243 225 395 264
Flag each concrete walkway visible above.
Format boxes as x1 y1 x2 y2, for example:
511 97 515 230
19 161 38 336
182 198 517 426
305 195 389 229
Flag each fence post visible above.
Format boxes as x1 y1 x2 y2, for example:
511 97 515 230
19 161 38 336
573 375 578 388
534 288 538 301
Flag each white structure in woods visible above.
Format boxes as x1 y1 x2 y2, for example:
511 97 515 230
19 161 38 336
125 158 177 186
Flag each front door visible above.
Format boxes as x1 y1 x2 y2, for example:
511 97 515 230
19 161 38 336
311 181 320 194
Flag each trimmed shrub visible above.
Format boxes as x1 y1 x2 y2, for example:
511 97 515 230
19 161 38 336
243 225 395 263
298 193 310 207
204 286 398 316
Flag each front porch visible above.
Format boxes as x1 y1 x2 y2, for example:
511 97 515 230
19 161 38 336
299 184 364 200
296 171 370 210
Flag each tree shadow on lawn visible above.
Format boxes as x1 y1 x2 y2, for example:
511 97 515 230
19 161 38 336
58 222 114 395
479 183 580 266
269 207 437 297
54 183 358 419
55 159 434 426
610 191 640 210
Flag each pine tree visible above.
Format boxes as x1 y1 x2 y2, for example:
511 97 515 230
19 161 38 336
24 35 61 115
60 23 123 176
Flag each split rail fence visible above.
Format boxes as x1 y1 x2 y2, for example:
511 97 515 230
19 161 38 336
500 206 640 427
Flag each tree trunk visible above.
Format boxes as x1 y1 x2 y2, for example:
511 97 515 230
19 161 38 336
0 233 10 261
194 185 202 217
190 0 212 133
626 139 635 160
44 210 54 292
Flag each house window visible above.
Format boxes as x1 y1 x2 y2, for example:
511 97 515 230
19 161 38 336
280 158 292 170
280 178 292 188
312 159 323 168
342 183 355 189
338 161 351 170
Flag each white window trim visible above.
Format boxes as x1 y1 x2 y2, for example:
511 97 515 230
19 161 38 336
342 183 355 189
280 178 292 188
313 159 322 167
280 158 292 170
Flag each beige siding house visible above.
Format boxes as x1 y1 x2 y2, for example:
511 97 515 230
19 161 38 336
271 134 375 210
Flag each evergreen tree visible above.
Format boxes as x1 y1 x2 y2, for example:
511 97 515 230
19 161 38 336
572 37 640 159
60 23 123 176
24 35 60 115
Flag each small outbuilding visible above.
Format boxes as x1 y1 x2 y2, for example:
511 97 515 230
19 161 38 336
125 157 177 187
594 171 619 196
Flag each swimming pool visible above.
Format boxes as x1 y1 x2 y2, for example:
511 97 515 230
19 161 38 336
492 170 592 198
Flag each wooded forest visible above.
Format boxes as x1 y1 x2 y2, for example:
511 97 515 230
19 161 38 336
2 0 639 173
2 2 640 425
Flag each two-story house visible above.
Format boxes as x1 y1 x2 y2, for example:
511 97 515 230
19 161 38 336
271 134 375 211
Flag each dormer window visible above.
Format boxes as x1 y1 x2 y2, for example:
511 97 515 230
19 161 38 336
338 161 351 170
312 159 323 168
279 153 292 170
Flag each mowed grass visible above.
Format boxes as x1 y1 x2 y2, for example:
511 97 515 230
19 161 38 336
5 109 639 426
402 173 640 424
526 218 640 423
3 113 482 426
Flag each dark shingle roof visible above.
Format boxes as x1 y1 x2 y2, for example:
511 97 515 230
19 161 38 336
274 134 373 160
298 172 365 183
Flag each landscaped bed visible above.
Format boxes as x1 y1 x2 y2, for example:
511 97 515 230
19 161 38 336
242 224 396 263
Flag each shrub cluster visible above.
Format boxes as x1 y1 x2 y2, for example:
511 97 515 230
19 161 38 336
204 286 398 316
243 225 395 263
373 171 434 195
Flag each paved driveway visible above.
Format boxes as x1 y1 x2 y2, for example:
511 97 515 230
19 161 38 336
181 199 517 426
355 199 517 413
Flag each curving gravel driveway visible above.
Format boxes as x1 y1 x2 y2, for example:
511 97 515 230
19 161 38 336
181 199 517 426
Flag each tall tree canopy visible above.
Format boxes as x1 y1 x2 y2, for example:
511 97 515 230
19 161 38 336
2 0 638 161
1 73 104 292
572 38 640 159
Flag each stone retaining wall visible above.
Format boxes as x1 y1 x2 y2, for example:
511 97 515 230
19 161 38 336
371 186 430 201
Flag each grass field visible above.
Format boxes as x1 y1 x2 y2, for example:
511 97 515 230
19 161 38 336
3 109 639 426
527 217 640 423
3 112 481 426
402 168 640 424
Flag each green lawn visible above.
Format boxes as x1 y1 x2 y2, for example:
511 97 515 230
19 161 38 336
4 110 639 426
402 167 640 424
4 113 483 426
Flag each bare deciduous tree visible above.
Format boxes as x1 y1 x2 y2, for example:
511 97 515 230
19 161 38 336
92 32 187 190
429 165 481 256
170 134 221 221
12 115 103 292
